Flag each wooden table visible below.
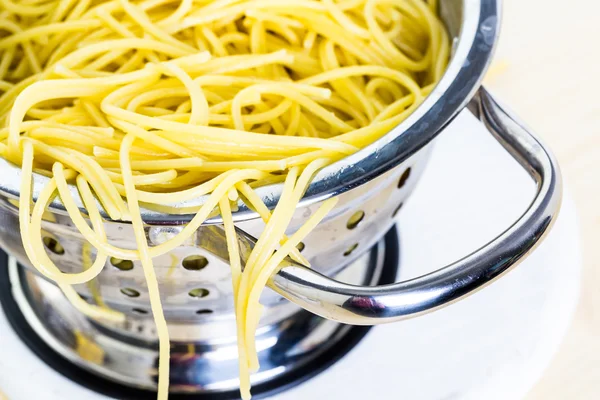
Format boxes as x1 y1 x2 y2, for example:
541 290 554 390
485 0 600 398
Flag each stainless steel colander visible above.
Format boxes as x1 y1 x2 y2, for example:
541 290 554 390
0 0 562 395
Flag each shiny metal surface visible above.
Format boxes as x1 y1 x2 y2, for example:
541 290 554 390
0 148 426 315
9 237 389 392
269 87 563 324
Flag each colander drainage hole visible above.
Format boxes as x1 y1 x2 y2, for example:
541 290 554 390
346 210 365 230
196 309 213 315
42 237 65 255
182 255 209 271
343 243 359 257
188 288 210 298
120 288 140 298
110 257 134 271
398 168 411 189
132 308 148 315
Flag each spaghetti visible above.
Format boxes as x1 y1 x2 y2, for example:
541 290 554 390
0 0 449 399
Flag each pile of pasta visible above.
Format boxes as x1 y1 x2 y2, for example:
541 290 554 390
0 0 448 399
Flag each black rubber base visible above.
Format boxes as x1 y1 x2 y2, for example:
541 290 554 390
0 227 400 400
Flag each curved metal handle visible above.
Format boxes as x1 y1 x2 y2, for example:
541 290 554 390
268 86 563 325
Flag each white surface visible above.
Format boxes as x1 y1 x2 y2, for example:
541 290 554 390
486 1 600 397
0 111 582 400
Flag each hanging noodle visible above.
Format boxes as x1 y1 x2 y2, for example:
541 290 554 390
0 0 449 399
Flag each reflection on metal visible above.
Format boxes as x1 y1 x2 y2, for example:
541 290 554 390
9 235 389 393
271 87 562 325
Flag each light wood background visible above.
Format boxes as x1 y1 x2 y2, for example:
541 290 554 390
484 0 599 398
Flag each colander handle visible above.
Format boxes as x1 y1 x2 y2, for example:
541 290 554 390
268 86 563 325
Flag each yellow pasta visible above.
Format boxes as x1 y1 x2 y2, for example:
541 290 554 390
0 1 448 399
